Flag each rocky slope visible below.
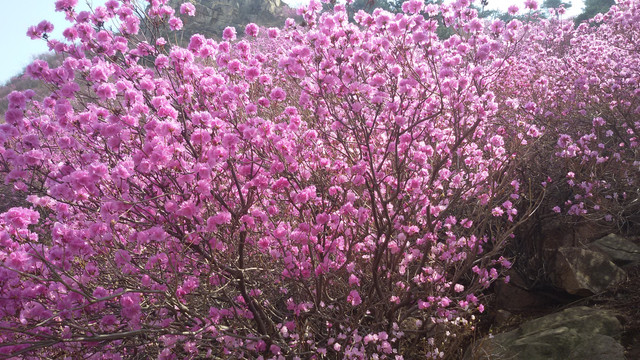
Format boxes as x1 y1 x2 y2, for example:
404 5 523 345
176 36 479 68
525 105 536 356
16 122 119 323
167 0 291 39
466 231 640 359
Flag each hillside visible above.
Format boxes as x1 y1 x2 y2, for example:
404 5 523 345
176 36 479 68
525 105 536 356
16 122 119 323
166 0 291 38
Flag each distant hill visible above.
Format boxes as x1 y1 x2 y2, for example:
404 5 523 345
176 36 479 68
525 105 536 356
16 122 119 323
0 52 63 117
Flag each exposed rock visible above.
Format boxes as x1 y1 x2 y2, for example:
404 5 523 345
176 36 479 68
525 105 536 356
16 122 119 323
552 247 627 296
494 280 556 312
569 334 626 359
541 221 615 253
493 309 513 327
589 233 640 266
167 0 290 39
465 306 624 360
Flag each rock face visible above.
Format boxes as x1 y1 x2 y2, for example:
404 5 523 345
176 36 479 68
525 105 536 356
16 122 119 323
168 0 290 39
465 306 624 360
589 233 640 266
494 271 556 312
552 247 627 296
483 233 640 360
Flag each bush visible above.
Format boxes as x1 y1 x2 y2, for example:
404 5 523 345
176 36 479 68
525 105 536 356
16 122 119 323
0 0 638 358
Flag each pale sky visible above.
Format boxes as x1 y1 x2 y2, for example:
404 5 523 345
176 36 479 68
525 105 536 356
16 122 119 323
0 0 585 85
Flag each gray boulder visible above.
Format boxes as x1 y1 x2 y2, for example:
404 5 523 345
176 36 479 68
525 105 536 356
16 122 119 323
465 306 624 360
589 233 640 265
552 247 627 296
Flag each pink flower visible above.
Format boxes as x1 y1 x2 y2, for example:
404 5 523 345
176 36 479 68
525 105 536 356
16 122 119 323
267 27 279 39
180 2 196 16
168 17 183 31
508 5 519 15
26 26 41 39
466 294 478 304
245 66 260 81
347 290 362 306
208 212 232 226
96 83 117 101
7 91 27 110
269 87 286 101
258 237 270 249
592 117 605 127
114 249 132 267
62 27 78 40
89 63 113 82
369 75 386 87
222 26 236 41
527 125 542 137
19 301 50 324
188 34 206 52
245 23 259 37
120 293 142 320
36 20 54 34
468 18 483 33
524 0 538 11
490 20 504 34
123 16 140 34
490 135 504 147
557 134 572 148
221 133 239 149
3 207 40 229
316 213 329 225
55 0 78 11
348 274 360 286
402 0 424 14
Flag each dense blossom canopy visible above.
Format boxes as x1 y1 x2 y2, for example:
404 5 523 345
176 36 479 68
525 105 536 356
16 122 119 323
0 0 639 358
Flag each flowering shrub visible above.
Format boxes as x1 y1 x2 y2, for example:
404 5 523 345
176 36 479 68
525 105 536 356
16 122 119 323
1 0 638 358
495 0 640 227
